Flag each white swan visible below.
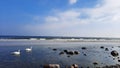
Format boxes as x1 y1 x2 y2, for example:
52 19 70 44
12 50 20 55
25 47 32 52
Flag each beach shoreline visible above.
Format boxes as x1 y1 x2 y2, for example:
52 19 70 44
0 40 120 68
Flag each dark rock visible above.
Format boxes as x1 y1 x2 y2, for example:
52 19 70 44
67 51 74 55
59 52 64 55
102 64 120 68
64 50 68 53
81 47 87 50
53 48 57 51
43 64 60 68
118 57 120 59
64 50 80 56
93 62 98 65
100 46 104 49
118 60 120 62
105 48 109 51
74 51 80 55
111 50 119 57
71 64 79 68
83 54 87 56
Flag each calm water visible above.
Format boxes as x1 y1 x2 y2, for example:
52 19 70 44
0 40 120 68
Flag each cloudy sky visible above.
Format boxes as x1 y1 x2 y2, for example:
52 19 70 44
1 0 120 37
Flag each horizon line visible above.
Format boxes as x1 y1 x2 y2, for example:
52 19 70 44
0 35 120 39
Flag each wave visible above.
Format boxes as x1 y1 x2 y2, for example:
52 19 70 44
1 36 120 42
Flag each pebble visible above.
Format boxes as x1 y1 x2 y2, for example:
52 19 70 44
81 47 87 50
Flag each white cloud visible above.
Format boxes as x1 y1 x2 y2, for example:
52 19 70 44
43 0 120 29
46 16 59 22
69 0 77 5
24 0 120 37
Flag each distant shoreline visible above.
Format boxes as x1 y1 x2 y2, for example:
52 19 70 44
0 35 120 39
1 38 120 43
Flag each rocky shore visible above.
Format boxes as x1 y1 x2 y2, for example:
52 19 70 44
43 64 120 68
48 45 120 68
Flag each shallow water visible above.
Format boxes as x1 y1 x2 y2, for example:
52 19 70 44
0 40 120 68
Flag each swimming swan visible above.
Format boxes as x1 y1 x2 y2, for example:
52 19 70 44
12 50 20 55
25 47 32 52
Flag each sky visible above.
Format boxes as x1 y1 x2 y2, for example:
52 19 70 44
1 0 120 37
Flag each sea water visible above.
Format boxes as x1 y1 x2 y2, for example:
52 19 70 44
0 40 120 68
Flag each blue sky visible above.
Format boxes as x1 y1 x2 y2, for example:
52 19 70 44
1 0 120 37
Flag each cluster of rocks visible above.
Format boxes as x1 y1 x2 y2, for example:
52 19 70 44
100 46 119 55
52 48 80 57
102 64 120 68
51 46 120 67
43 64 120 68
100 46 120 65
59 50 80 56
100 46 109 51
100 46 119 57
43 64 79 68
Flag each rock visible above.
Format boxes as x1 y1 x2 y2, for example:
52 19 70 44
100 46 104 49
74 51 80 55
118 60 120 62
105 48 109 51
73 64 79 68
70 66 74 68
64 50 68 53
67 51 74 55
102 64 120 68
43 64 60 68
83 54 87 56
111 50 119 57
63 50 80 56
81 47 87 50
53 48 57 51
70 64 79 68
118 57 119 59
93 62 98 65
113 58 115 60
59 52 64 55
